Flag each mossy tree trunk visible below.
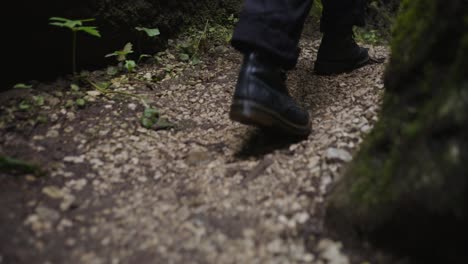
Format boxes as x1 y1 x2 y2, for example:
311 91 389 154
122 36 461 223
326 0 467 262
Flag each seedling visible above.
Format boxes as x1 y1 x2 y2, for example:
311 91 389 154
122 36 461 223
87 80 175 131
175 20 209 65
105 42 137 73
141 107 160 128
49 17 101 75
141 107 175 130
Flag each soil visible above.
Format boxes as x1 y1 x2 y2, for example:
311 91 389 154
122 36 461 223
0 26 399 264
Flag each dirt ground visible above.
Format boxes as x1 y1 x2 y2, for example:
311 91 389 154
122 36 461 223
0 31 392 264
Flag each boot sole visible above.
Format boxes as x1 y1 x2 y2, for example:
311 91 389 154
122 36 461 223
229 99 311 136
314 55 370 75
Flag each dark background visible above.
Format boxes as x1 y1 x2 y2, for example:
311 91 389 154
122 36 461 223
4 0 241 89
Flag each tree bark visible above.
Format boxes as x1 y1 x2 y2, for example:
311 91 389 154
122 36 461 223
326 0 468 262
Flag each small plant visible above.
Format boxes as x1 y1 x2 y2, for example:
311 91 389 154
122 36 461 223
174 20 209 66
175 19 237 66
354 28 383 45
141 107 175 130
16 95 45 112
49 17 101 75
105 42 137 73
124 60 136 72
87 80 174 131
141 107 160 128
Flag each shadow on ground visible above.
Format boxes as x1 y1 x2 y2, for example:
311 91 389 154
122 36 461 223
233 65 326 159
234 129 306 159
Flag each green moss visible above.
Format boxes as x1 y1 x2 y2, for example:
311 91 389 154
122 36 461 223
309 0 323 21
327 0 468 238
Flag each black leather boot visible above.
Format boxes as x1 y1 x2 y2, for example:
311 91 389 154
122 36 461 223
229 53 311 136
314 31 370 75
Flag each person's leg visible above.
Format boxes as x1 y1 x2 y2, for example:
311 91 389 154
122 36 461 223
315 0 370 75
229 0 314 136
231 0 314 70
320 0 366 34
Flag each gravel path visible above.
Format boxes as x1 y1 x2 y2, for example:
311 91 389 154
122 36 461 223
0 36 387 264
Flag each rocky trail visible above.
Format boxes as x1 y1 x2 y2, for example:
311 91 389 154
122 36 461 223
0 34 388 264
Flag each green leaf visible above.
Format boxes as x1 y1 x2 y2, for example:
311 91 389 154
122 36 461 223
77 26 101 37
107 43 134 61
125 60 136 72
135 27 160 37
49 17 69 22
141 107 159 129
13 83 32 89
49 22 68 27
139 54 152 60
48 17 81 29
117 52 127 62
18 100 30 110
33 96 45 106
179 53 190 61
140 107 174 130
49 17 99 33
68 20 83 28
70 84 80 91
97 82 111 90
141 117 154 129
143 107 159 119
76 98 86 107
123 43 134 54
225 33 233 43
191 56 201 65
105 52 118 58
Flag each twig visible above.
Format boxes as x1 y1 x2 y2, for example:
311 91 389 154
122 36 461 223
87 79 149 108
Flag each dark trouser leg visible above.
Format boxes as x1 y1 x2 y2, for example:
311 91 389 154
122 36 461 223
320 0 366 34
315 0 369 74
231 0 314 70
